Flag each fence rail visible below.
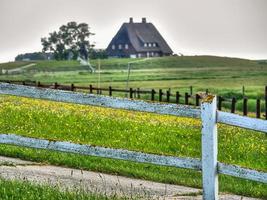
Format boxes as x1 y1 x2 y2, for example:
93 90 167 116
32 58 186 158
0 80 266 120
0 83 266 200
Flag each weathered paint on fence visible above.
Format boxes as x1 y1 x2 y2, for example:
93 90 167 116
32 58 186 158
217 111 267 133
201 95 218 200
0 134 201 170
0 83 200 119
218 163 267 184
0 133 266 184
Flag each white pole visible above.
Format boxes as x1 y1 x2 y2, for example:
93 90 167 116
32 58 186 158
201 95 218 200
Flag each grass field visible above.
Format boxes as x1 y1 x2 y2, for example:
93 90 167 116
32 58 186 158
0 56 266 113
0 95 266 198
0 179 118 200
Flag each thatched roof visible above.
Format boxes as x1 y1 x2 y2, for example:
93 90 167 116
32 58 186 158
108 18 173 54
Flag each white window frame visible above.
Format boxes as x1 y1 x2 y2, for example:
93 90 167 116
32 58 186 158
125 44 129 49
112 45 115 50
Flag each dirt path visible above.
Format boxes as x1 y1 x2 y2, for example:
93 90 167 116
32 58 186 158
0 156 259 199
3 63 36 74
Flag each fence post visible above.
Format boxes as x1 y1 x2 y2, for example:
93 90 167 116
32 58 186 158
70 83 74 91
129 88 133 99
151 89 155 101
190 86 193 95
243 97 248 116
137 88 140 99
201 95 218 200
265 86 267 120
54 82 58 89
159 89 163 102
36 81 41 87
89 85 93 94
195 94 200 106
256 99 261 118
166 90 170 102
185 92 189 105
218 96 223 111
231 97 236 113
109 86 112 96
176 91 180 104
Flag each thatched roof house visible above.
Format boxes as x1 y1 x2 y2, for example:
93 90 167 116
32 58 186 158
106 18 173 58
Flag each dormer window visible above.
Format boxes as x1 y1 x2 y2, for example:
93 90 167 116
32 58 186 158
118 44 122 49
144 43 147 47
112 45 115 50
153 43 157 47
148 43 152 47
125 44 129 49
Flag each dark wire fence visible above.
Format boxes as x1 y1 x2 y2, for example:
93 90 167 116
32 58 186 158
1 80 266 120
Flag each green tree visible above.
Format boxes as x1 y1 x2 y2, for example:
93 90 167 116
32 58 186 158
41 22 94 60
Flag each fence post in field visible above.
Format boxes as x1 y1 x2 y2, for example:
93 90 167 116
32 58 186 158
109 86 112 96
129 88 133 99
22 81 26 85
176 91 180 104
243 97 248 116
70 83 74 91
54 82 58 89
137 88 140 99
265 86 267 120
190 86 193 95
201 95 218 200
242 86 245 97
151 89 155 101
166 90 170 102
159 89 163 102
89 85 93 94
195 94 200 106
218 96 223 111
206 89 209 94
36 81 41 87
231 97 236 113
256 99 261 118
185 92 189 105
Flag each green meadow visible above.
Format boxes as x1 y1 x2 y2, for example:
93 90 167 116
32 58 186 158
0 56 266 198
0 95 266 198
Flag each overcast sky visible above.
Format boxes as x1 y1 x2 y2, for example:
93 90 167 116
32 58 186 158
0 0 266 62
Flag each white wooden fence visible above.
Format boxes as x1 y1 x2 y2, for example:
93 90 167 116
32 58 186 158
0 83 266 200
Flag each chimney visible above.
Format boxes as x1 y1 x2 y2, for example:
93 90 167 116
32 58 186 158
129 17 133 23
142 17 146 23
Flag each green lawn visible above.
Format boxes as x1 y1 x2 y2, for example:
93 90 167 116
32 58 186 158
0 95 266 198
0 179 119 200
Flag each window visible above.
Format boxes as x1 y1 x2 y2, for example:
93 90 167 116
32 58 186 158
125 44 129 49
112 45 115 50
144 43 147 47
148 43 152 47
118 44 122 49
153 43 157 47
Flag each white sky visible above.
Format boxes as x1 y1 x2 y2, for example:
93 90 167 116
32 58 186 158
0 0 266 62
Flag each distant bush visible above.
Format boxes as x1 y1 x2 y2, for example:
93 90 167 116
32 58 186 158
15 52 54 61
90 49 108 59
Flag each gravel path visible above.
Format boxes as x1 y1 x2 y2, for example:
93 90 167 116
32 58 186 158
0 156 260 199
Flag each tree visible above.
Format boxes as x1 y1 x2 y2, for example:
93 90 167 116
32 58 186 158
41 22 94 60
